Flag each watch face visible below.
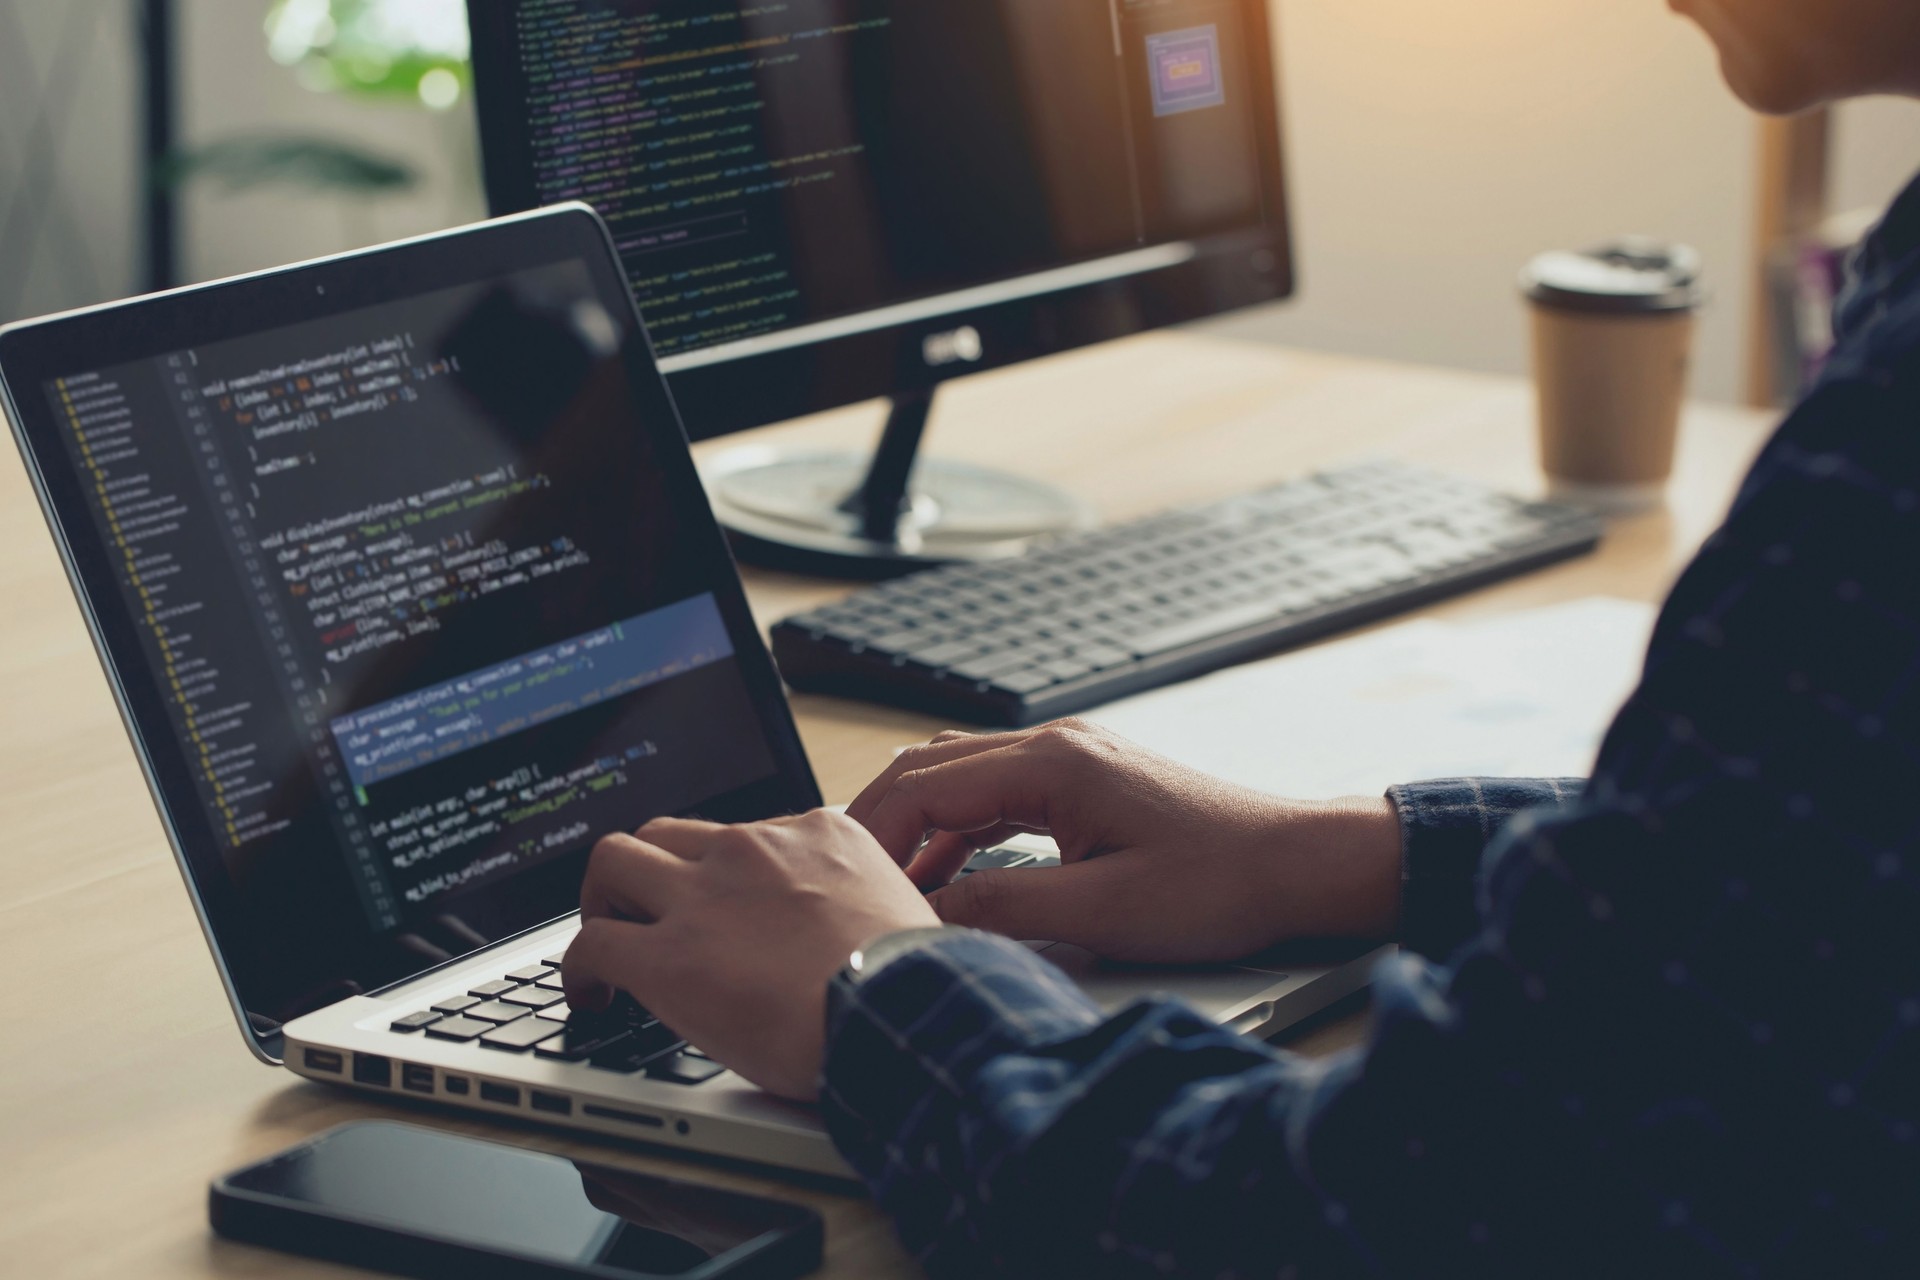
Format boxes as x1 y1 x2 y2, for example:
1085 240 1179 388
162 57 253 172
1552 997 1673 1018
849 927 953 985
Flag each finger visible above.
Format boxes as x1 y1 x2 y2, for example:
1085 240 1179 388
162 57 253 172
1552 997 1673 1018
861 743 1062 863
562 915 660 1012
904 826 1021 889
926 859 1121 947
581 833 690 924
846 729 1036 829
634 815 724 859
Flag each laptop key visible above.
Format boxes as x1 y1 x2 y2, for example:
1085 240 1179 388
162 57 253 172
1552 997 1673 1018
533 1027 634 1063
534 973 567 992
469 979 523 999
431 995 482 1016
479 1018 565 1052
541 953 568 968
587 1022 686 1074
500 986 566 1009
535 1005 575 1023
464 1000 531 1024
423 1016 493 1043
390 1011 442 1033
645 1053 727 1086
504 966 550 984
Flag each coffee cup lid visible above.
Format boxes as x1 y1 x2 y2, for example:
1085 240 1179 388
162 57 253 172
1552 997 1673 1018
1522 238 1704 315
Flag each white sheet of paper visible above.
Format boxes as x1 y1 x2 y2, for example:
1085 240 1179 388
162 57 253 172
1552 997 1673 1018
1087 597 1658 799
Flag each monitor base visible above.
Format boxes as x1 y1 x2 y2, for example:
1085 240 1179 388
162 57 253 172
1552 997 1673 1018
701 388 1095 579
704 448 1096 579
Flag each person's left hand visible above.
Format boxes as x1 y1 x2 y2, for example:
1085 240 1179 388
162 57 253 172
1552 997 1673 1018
561 810 939 1102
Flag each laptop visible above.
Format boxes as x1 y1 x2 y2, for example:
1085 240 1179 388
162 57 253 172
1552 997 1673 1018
0 207 1384 1179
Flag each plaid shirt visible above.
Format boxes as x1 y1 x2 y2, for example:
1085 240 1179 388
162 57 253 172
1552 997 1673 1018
822 172 1920 1279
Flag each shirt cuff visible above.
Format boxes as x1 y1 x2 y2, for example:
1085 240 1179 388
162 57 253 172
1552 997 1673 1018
1387 777 1583 960
819 930 1101 1185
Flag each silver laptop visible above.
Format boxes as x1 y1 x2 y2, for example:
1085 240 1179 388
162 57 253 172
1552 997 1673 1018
0 207 1383 1179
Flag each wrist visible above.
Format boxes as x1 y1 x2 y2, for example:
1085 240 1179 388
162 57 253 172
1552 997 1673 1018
1272 796 1405 940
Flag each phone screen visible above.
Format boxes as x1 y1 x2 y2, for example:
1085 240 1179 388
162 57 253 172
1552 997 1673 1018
220 1122 817 1276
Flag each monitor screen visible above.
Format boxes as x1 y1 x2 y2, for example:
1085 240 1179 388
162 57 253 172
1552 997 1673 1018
0 212 818 1032
471 0 1293 436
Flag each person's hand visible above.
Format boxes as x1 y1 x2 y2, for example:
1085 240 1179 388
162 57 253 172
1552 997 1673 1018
847 720 1403 964
561 810 938 1102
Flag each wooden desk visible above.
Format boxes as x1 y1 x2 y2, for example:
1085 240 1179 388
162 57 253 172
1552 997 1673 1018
0 334 1776 1279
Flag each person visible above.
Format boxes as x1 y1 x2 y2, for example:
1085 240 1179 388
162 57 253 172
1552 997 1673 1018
563 0 1920 1274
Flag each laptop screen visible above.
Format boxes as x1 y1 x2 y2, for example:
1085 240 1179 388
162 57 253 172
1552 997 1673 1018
0 211 817 1034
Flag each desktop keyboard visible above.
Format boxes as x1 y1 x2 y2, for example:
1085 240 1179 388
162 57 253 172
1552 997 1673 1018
385 953 722 1086
771 461 1604 726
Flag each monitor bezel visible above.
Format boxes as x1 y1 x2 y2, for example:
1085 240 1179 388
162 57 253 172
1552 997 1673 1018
0 206 823 1060
467 0 1296 442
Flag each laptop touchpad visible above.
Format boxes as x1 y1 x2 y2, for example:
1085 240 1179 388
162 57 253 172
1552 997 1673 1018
1031 942 1286 1020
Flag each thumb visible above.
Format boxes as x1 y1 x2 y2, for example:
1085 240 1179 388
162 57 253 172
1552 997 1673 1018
926 860 1116 944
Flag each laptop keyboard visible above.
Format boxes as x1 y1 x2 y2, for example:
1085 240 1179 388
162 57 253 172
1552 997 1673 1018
387 952 723 1085
380 843 1063 1088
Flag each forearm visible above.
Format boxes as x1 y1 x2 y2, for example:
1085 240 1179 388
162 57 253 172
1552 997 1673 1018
821 930 1358 1278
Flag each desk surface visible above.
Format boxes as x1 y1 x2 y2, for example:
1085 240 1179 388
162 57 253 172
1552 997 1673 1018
0 332 1775 1279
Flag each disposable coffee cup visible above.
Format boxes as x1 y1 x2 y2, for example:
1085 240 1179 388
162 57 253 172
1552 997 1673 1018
1522 239 1705 512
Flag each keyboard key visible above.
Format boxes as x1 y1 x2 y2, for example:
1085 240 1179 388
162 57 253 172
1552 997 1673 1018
468 979 523 999
500 986 566 1009
541 954 568 968
533 1026 635 1063
587 1022 686 1074
948 650 1035 683
646 1053 727 1086
431 995 481 1016
504 966 550 983
535 973 567 992
423 1016 493 1043
908 639 989 668
464 1000 531 1025
1126 604 1279 658
479 1018 565 1052
990 669 1055 696
536 1005 575 1022
390 1011 442 1033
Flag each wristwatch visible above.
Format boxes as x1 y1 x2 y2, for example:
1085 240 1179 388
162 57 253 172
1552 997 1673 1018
841 926 954 987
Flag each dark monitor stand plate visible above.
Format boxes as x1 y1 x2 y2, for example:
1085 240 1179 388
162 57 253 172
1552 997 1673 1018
698 387 1097 579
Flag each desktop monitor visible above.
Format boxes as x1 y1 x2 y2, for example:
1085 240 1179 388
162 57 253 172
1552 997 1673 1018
470 0 1294 574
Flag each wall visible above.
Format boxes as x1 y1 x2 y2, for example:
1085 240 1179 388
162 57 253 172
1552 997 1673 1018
1832 96 1920 217
3 1 1917 407
0 0 140 322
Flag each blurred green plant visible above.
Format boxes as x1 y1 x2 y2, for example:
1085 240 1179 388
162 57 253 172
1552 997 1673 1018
160 136 416 195
166 1 473 203
266 0 472 110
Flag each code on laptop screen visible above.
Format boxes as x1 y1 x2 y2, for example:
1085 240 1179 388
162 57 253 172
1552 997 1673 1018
43 257 787 1020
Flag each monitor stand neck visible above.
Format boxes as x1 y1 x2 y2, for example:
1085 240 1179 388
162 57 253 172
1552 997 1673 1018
700 387 1096 580
839 389 933 546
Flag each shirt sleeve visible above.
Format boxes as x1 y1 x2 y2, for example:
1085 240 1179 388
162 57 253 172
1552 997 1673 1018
819 347 1920 1278
1388 777 1584 960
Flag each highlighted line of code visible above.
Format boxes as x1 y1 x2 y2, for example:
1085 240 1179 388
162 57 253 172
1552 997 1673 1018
330 594 734 789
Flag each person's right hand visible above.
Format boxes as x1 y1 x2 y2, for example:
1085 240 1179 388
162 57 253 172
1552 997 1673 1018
846 720 1404 965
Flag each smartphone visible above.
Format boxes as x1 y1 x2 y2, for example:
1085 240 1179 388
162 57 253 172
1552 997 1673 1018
209 1121 823 1280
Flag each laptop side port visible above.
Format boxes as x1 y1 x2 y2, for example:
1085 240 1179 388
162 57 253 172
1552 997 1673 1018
583 1104 663 1128
444 1075 470 1095
353 1054 392 1087
302 1048 343 1074
479 1081 520 1106
530 1091 571 1116
401 1063 435 1094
